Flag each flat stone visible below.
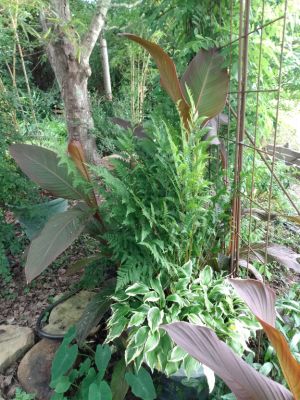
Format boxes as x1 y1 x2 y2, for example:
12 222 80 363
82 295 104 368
43 291 95 335
18 339 60 400
0 325 34 373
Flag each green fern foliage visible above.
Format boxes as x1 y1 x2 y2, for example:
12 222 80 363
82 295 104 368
95 120 229 289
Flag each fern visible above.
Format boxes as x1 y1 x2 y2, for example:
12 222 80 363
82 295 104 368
96 119 230 289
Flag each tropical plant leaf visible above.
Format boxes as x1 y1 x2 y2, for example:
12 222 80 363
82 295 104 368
229 278 300 399
12 198 68 240
66 255 102 276
238 259 263 281
25 206 92 282
10 144 87 200
111 358 129 400
241 243 300 273
111 117 147 139
121 33 190 129
76 279 116 345
95 344 111 381
162 322 293 400
68 139 91 182
180 49 229 125
125 367 156 400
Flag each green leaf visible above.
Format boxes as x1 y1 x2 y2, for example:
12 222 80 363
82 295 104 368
180 48 229 124
134 326 149 347
54 376 71 394
111 359 129 400
125 282 149 296
143 292 160 302
144 331 160 353
107 317 128 341
89 383 100 400
51 340 78 383
100 381 113 400
166 294 186 307
169 346 187 362
12 198 68 240
95 344 111 380
125 367 156 400
9 144 87 200
147 307 164 332
199 265 213 286
25 207 92 282
128 312 146 328
76 279 115 345
125 344 144 365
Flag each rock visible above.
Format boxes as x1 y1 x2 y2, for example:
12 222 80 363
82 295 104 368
0 325 34 373
43 291 95 335
18 339 60 400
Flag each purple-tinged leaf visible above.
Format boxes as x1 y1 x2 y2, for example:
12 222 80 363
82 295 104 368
180 49 229 124
229 279 275 326
162 322 293 400
25 206 92 282
238 260 263 281
229 278 300 399
10 144 86 200
241 243 300 273
120 33 190 129
111 117 147 138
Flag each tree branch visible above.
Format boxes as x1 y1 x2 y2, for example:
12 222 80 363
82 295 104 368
82 0 112 62
111 0 143 8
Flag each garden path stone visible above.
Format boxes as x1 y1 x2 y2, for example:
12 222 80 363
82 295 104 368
0 325 34 373
17 339 60 400
43 290 95 335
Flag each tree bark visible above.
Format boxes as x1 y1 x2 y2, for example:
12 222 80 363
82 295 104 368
99 34 112 101
41 0 112 163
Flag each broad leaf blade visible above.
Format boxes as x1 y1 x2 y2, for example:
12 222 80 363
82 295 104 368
12 198 68 240
180 49 229 124
76 279 115 345
121 33 190 128
241 243 300 273
162 322 293 400
10 144 86 200
111 117 147 139
25 206 91 282
125 367 156 400
230 279 300 399
111 358 129 400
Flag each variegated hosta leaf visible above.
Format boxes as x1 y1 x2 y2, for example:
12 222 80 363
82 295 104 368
230 279 300 399
162 322 293 400
25 206 92 282
10 144 87 200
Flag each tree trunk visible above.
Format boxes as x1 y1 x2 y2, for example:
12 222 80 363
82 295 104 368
99 34 112 101
40 0 111 163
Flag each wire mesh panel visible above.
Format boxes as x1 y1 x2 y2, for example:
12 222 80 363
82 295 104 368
230 0 300 278
198 0 300 277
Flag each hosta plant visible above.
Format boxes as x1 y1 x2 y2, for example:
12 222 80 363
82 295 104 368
106 264 259 381
163 279 300 399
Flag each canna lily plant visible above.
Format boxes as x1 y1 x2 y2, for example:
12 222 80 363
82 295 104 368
9 34 230 283
162 278 300 400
